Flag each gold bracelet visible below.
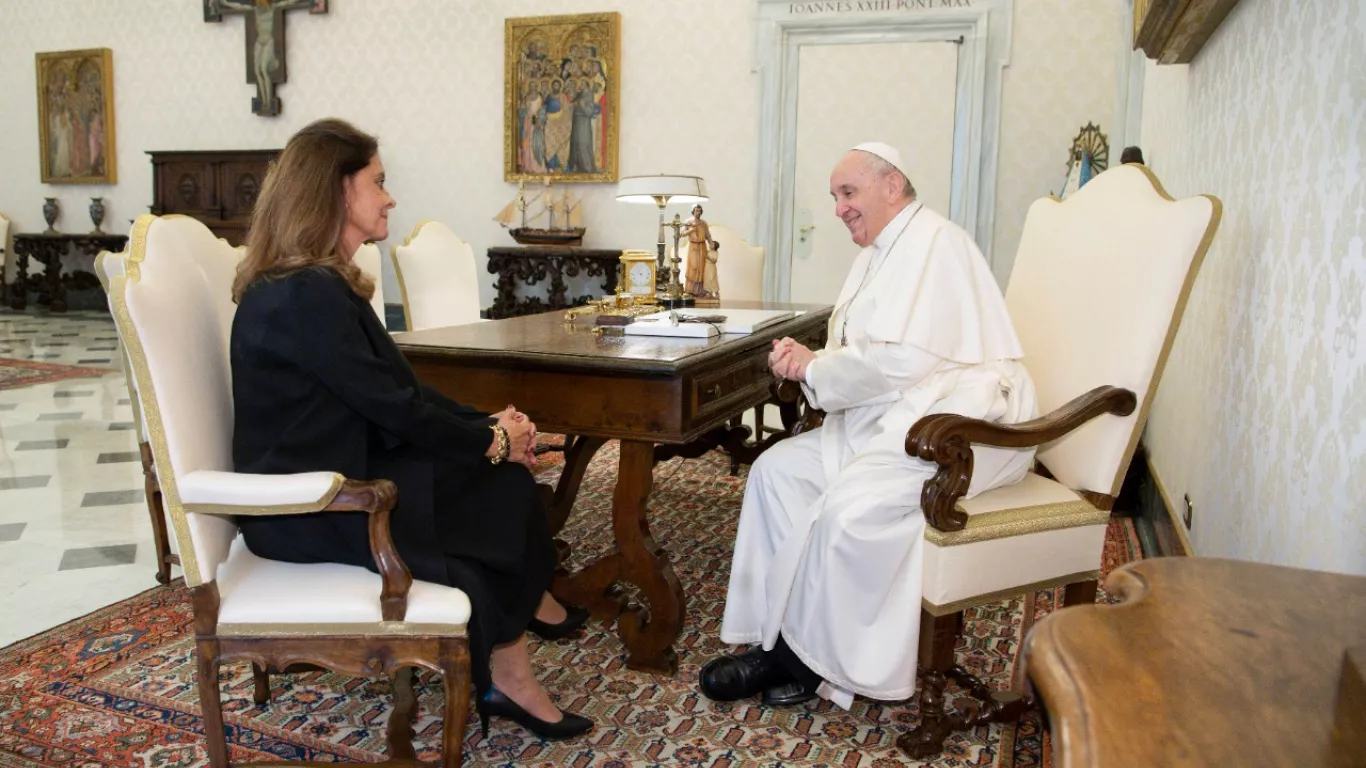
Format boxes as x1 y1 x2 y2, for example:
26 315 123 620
489 425 510 464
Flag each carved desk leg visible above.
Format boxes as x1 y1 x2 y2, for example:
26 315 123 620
551 439 684 674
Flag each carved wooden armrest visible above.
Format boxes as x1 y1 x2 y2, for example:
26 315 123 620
905 385 1137 532
185 474 411 622
321 479 411 622
773 378 826 435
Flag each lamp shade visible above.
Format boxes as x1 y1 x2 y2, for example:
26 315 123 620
615 175 708 205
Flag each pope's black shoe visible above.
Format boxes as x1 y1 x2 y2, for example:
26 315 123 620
761 680 819 707
699 647 794 701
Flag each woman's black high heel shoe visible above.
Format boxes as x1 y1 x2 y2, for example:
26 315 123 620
477 685 593 739
527 604 590 640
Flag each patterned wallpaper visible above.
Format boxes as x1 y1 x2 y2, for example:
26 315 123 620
1 0 1122 304
991 0 1121 285
0 0 761 303
1140 0 1366 574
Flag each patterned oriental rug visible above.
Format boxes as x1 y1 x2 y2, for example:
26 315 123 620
0 443 1141 768
0 357 113 391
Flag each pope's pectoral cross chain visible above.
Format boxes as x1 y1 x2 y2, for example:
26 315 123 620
203 0 329 117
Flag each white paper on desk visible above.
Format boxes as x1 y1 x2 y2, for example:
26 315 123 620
624 309 797 337
681 308 796 334
623 312 719 338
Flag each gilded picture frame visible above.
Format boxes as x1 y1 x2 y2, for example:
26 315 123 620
504 12 621 184
36 48 117 184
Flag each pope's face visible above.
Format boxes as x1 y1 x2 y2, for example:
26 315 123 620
829 151 901 248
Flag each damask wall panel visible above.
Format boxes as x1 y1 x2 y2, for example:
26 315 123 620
1140 0 1366 574
0 0 761 301
991 0 1122 286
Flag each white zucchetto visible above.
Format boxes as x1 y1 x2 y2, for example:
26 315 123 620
851 141 908 176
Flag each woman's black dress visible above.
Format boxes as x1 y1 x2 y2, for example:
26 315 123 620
230 266 553 692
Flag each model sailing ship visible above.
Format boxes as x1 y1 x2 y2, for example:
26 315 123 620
494 180 586 246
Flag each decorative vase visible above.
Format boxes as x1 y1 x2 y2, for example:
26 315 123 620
42 197 60 234
89 197 106 234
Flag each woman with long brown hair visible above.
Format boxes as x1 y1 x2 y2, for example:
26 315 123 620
230 118 591 740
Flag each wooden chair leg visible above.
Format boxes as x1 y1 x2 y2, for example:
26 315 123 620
140 442 174 585
386 666 417 761
441 639 472 768
1063 578 1099 607
197 641 229 768
251 663 270 706
898 609 963 759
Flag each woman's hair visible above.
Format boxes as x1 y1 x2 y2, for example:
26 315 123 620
231 118 377 303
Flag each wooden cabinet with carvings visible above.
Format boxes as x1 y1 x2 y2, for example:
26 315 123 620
148 149 279 246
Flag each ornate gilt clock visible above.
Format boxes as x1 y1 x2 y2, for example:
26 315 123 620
619 249 658 296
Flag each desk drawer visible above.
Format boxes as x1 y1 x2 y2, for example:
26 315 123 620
692 351 772 416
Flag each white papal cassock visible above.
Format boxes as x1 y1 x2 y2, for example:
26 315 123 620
720 201 1038 706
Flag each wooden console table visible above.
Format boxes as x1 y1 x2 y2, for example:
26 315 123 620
487 246 621 319
396 301 831 673
1024 557 1366 767
10 232 128 312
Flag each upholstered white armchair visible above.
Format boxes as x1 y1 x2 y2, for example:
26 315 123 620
780 166 1220 757
95 247 194 585
390 220 483 330
352 242 388 328
110 214 473 767
0 212 10 306
709 223 765 303
895 165 1221 757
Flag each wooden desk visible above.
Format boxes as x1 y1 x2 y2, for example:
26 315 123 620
396 302 831 672
486 246 622 319
1024 558 1366 767
10 232 128 312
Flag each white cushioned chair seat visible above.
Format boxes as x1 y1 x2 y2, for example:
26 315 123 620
216 537 470 631
922 471 1111 611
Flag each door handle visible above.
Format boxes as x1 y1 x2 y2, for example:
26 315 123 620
798 225 815 243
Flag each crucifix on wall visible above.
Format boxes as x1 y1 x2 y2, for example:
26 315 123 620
203 0 328 117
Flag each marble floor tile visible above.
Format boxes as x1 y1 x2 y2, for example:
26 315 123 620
0 308 175 648
58 544 139 570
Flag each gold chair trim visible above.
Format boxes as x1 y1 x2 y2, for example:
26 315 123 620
112 214 206 585
183 475 346 517
1038 166 1222 499
389 219 437 333
922 570 1102 616
927 499 1111 547
217 621 468 637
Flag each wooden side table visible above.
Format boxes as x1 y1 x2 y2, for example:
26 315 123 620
11 232 128 312
486 246 621 319
1024 557 1366 767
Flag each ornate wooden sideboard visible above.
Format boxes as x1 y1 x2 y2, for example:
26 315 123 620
487 246 621 319
148 149 279 246
9 233 127 312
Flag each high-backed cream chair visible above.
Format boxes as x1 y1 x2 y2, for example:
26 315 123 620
352 242 387 328
896 165 1219 756
0 212 10 306
709 223 765 302
111 214 472 767
780 166 1220 757
390 220 482 330
96 248 185 585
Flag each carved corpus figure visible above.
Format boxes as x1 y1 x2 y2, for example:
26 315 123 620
205 0 327 117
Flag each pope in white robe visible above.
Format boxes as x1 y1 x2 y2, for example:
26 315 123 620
701 143 1038 709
